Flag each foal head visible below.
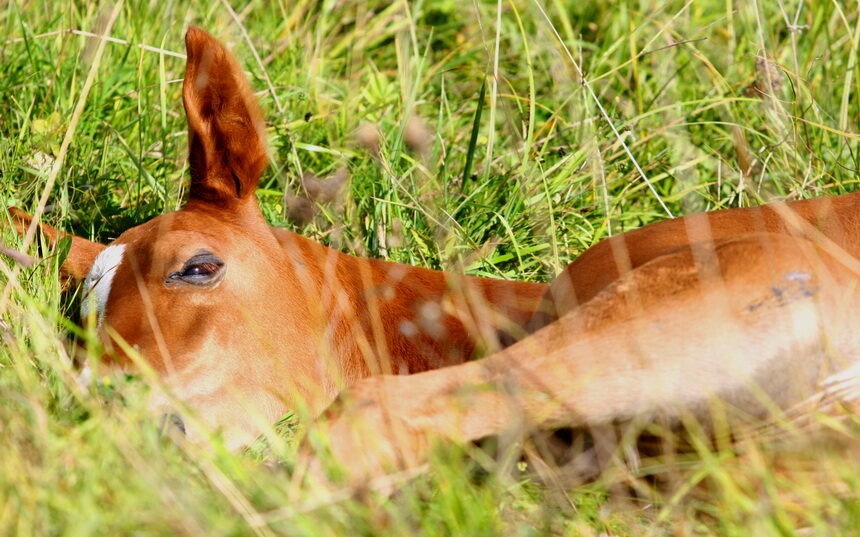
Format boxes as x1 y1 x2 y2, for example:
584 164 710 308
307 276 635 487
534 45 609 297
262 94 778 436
14 28 328 447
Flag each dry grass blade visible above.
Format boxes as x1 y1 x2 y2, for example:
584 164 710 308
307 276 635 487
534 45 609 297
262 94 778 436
0 245 36 268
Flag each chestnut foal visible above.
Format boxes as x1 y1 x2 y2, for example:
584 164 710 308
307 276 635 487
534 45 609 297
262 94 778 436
11 29 860 479
10 28 546 448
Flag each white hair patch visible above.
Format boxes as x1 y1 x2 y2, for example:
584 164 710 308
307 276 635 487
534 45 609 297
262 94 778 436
82 244 126 327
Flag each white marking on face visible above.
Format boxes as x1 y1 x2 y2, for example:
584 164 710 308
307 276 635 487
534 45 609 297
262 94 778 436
82 244 126 327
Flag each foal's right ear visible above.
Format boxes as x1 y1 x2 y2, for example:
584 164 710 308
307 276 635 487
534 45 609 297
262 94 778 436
7 207 105 282
183 27 268 206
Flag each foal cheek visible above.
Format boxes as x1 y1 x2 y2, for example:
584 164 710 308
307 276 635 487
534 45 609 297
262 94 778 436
99 282 189 374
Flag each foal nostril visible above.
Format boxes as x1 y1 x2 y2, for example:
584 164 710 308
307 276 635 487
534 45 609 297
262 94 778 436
160 413 186 437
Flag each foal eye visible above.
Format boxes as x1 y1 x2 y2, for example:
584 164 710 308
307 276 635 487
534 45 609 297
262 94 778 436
181 262 221 277
167 252 224 286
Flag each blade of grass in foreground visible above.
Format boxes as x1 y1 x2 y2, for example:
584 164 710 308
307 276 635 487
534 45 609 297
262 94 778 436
462 76 486 186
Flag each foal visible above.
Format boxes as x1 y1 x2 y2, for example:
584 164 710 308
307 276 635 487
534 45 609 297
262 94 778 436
11 29 860 476
10 28 546 447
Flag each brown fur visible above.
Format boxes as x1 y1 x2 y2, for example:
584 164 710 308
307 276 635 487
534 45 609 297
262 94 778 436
529 194 860 330
8 207 105 282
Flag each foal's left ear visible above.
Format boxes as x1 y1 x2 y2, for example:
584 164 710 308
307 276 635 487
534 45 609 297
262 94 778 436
183 27 268 206
7 207 105 282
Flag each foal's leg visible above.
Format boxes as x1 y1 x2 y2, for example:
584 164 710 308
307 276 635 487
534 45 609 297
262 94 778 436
307 233 860 481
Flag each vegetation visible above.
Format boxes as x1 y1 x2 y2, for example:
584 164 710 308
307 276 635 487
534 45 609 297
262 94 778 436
1 0 859 534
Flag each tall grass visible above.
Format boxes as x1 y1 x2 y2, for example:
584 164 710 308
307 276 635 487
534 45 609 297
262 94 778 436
1 0 859 535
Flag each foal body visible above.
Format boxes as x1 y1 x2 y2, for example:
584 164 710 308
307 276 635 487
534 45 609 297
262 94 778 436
11 28 860 470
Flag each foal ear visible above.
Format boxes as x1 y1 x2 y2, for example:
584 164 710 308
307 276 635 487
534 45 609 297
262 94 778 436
183 27 268 205
7 207 105 282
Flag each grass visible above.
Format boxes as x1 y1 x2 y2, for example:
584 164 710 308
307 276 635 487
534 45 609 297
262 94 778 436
1 0 859 534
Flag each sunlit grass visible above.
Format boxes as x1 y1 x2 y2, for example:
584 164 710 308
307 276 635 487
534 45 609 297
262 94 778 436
1 0 859 534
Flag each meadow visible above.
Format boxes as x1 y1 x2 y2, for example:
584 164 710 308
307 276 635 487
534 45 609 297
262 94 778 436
1 0 859 535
